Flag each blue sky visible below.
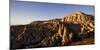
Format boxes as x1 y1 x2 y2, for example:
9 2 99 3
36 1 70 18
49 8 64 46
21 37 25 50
10 0 94 25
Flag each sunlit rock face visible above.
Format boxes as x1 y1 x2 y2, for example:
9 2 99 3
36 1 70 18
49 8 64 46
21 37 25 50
63 11 94 37
64 11 87 23
10 11 94 49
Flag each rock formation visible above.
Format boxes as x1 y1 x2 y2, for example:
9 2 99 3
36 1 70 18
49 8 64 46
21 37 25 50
10 11 94 49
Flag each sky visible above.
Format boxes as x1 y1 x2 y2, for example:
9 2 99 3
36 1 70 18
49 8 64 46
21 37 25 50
10 0 94 25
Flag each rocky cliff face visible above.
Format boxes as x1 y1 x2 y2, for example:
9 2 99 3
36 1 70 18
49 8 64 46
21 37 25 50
49 11 94 46
10 11 94 49
63 11 94 33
